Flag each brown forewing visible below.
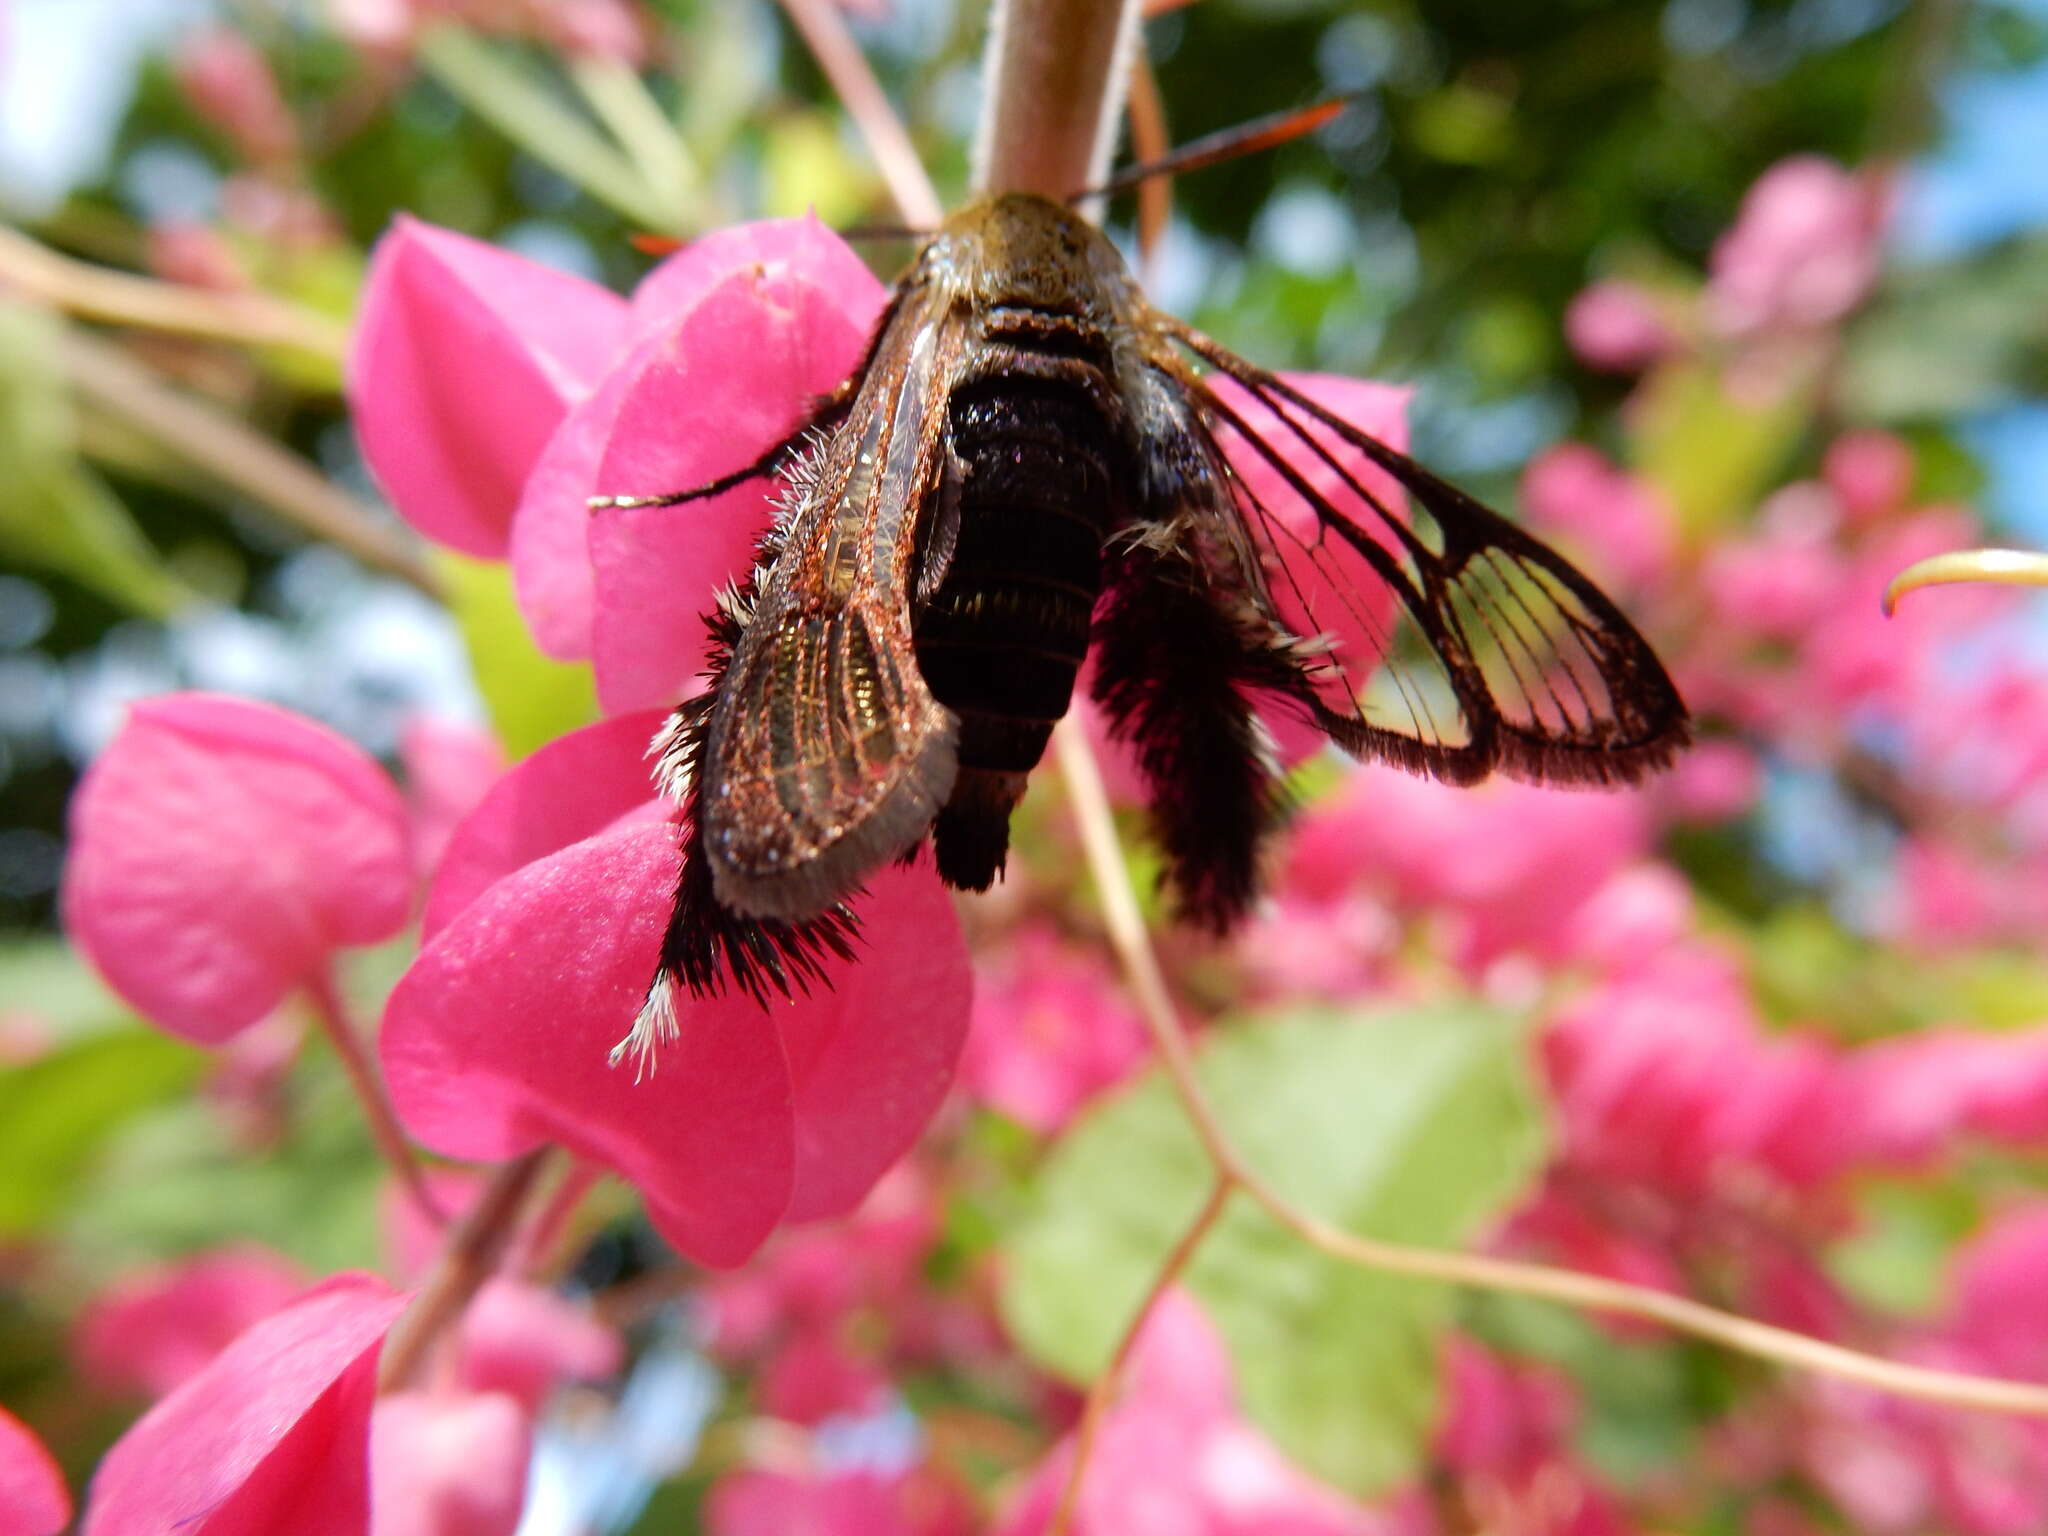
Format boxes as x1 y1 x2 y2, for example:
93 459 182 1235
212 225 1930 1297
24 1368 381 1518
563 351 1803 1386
695 283 969 922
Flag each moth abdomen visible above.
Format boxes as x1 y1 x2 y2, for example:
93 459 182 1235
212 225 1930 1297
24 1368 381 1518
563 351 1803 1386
913 366 1124 890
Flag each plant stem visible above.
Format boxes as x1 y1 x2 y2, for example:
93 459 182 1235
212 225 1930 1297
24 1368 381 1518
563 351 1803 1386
972 0 1141 202
303 965 444 1227
61 330 438 596
774 0 942 228
1048 1176 1232 1536
0 223 347 357
1049 719 2048 1420
378 1148 553 1392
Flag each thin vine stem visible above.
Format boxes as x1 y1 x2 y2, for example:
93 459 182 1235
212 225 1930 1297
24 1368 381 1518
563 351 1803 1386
1049 720 2048 1420
1047 1176 1233 1536
303 965 444 1228
377 1148 554 1392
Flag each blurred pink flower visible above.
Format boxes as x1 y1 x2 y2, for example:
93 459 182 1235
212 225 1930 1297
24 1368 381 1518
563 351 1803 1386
757 1321 891 1424
455 1278 621 1414
1701 484 1842 643
399 715 505 881
349 216 630 557
708 1463 975 1536
960 927 1150 1134
0 1407 70 1536
997 1290 1376 1536
1519 442 1677 592
1282 762 1651 973
174 27 299 166
331 0 649 63
1840 1025 2048 1168
1236 887 1396 1002
1434 1341 1631 1536
1823 429 1913 523
1708 156 1886 335
77 1245 310 1400
370 1390 531 1536
63 694 413 1044
1544 940 1855 1198
1563 279 1675 373
382 712 972 1267
82 1275 407 1536
1659 737 1762 824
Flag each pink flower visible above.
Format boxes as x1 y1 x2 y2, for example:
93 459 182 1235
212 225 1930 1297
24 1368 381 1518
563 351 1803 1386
147 221 252 291
708 1464 974 1536
455 1279 621 1414
382 712 972 1267
82 1274 407 1536
1433 1341 1632 1534
400 715 506 882
349 217 630 557
1823 430 1913 522
1701 485 1842 643
1840 1026 2048 1167
370 1390 531 1536
511 218 884 685
701 1164 940 1358
1544 940 1855 1198
1659 738 1761 825
757 1321 891 1424
959 927 1150 1134
77 1245 310 1400
1519 442 1676 592
0 1407 70 1536
1563 280 1675 373
63 694 413 1044
997 1290 1376 1536
173 27 298 166
1281 762 1651 972
1708 156 1886 335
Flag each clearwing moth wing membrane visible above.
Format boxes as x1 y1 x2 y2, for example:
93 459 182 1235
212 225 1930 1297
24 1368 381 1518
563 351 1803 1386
606 191 1689 1067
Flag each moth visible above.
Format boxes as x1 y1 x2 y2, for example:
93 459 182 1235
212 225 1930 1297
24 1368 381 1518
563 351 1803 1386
604 190 1688 1060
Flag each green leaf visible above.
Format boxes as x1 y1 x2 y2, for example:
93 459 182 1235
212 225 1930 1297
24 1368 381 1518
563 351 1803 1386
437 551 598 758
0 301 196 617
1002 1002 1547 1495
0 1027 205 1237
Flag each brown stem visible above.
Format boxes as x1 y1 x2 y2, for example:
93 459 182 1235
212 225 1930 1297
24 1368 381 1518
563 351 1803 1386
774 0 943 229
1049 720 2048 1419
0 223 348 357
304 967 444 1227
1125 41 1172 276
378 1148 553 1392
973 0 1141 202
1049 1176 1233 1536
60 330 438 596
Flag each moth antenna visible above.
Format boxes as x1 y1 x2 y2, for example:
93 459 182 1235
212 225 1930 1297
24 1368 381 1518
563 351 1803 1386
1079 97 1351 201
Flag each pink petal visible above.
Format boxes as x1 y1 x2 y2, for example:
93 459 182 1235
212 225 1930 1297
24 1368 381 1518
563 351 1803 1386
1208 373 1410 747
1563 279 1674 373
400 716 506 885
77 1245 310 1400
510 217 885 662
370 1391 530 1536
421 711 666 941
381 819 796 1266
82 1275 407 1536
773 860 972 1222
455 1279 621 1414
588 261 887 713
63 694 412 1043
349 217 628 556
0 1407 70 1536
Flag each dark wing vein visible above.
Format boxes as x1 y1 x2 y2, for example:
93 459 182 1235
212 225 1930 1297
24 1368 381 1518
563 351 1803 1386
1168 322 1689 786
